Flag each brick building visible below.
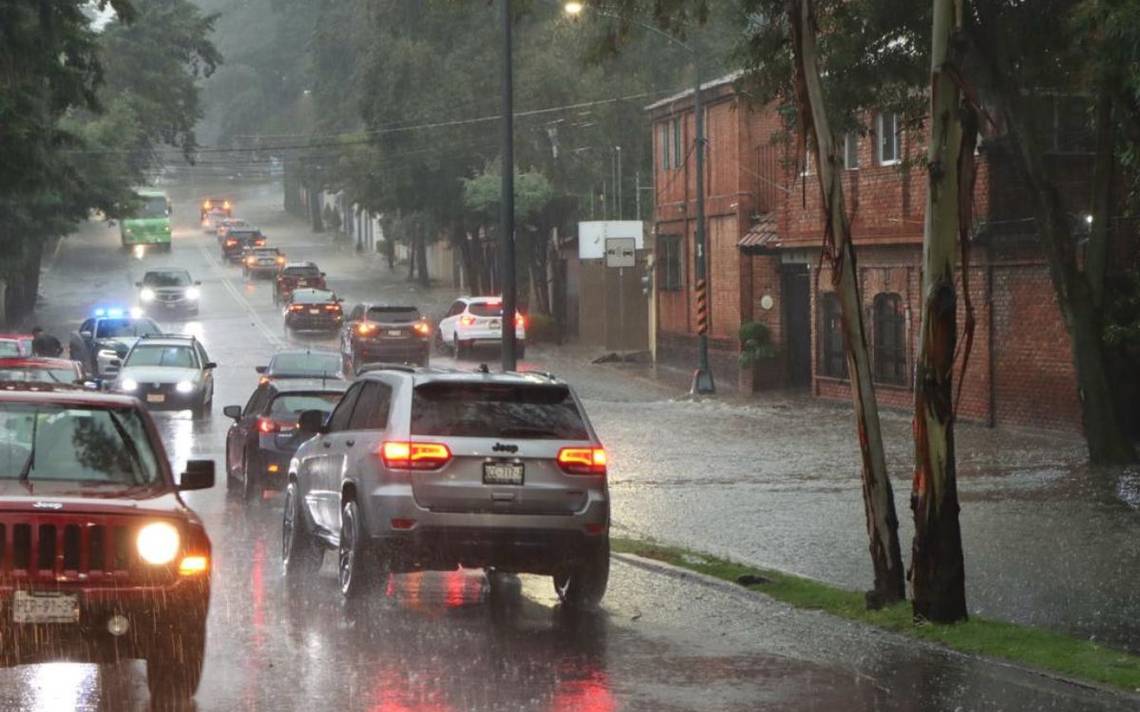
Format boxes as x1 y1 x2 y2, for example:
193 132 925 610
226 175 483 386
646 75 1107 430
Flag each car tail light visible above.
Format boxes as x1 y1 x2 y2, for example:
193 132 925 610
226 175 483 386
323 304 341 312
413 322 430 336
255 239 266 246
203 200 212 209
460 315 477 327
381 441 452 470
557 447 607 475
288 304 305 312
515 313 526 328
357 323 378 336
257 417 278 434
223 201 231 210
246 257 256 265
276 256 285 264
225 239 236 246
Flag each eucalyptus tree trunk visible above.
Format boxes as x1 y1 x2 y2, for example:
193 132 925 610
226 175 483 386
910 0 969 623
788 0 905 607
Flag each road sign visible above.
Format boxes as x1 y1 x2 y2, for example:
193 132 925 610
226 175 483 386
605 237 636 268
579 221 643 260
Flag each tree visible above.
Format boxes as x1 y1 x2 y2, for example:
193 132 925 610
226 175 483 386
910 0 972 623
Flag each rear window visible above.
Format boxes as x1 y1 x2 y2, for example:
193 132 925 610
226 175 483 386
368 307 420 323
293 290 335 304
269 352 342 376
284 266 320 277
269 393 342 419
411 383 589 440
468 303 503 317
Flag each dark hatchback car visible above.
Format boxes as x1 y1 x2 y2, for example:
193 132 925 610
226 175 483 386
256 349 348 383
341 304 432 370
274 262 326 305
0 390 214 701
221 228 266 262
223 378 348 502
284 288 344 334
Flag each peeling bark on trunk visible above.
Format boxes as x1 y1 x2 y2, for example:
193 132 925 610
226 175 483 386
788 0 905 608
911 0 968 624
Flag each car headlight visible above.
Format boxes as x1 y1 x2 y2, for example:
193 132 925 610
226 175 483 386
185 286 200 300
137 522 180 565
120 377 138 392
140 288 156 302
175 379 195 394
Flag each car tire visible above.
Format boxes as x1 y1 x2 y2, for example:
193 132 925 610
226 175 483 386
282 480 323 580
553 539 610 610
146 619 206 702
241 447 261 504
338 498 384 599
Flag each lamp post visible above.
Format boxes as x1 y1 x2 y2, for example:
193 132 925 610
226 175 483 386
501 0 518 371
564 2 714 393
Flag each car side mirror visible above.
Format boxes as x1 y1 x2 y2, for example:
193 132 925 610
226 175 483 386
205 362 217 370
179 460 215 491
222 405 242 420
297 409 328 434
79 330 92 339
255 365 267 374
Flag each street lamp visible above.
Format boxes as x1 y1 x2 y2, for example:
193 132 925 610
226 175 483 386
563 2 714 394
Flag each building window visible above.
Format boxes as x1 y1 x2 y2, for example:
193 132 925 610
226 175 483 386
658 234 683 291
673 118 683 168
820 292 847 378
844 133 860 170
660 123 671 170
873 293 907 385
877 112 900 165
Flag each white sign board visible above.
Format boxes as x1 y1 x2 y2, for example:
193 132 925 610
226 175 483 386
578 221 644 260
605 238 636 268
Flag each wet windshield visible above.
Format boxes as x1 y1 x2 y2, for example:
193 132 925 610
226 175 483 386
142 270 191 287
138 195 168 218
95 319 160 339
125 345 197 369
0 404 160 485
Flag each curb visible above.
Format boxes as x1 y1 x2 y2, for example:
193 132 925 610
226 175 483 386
611 551 1140 702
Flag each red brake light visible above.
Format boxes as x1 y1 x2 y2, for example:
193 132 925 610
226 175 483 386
276 256 286 264
381 441 452 470
288 304 305 312
357 322 378 336
223 201 231 210
557 447 607 475
255 239 266 246
225 239 236 246
324 303 341 312
413 322 430 336
515 313 526 328
257 417 278 434
203 200 212 209
460 315 477 327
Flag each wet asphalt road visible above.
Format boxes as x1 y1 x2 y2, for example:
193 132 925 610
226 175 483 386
1 180 1136 711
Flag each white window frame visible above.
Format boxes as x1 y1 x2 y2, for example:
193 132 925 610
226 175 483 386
660 123 671 171
877 112 901 166
843 133 860 170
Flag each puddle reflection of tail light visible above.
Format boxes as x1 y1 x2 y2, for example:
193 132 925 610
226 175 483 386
557 447 607 475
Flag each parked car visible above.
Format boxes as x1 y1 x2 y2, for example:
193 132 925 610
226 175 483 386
341 303 432 370
221 228 266 262
109 334 216 419
256 348 347 383
273 262 326 305
242 246 286 279
437 296 526 359
223 378 349 502
283 367 610 608
0 389 214 701
283 288 344 334
137 269 202 316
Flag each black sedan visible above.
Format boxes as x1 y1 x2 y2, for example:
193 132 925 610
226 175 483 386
223 378 348 502
255 348 347 382
284 288 344 334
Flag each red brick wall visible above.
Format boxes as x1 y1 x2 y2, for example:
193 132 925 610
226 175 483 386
707 215 741 339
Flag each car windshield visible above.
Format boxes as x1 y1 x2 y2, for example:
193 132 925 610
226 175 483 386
468 303 503 317
411 382 589 440
125 345 197 369
0 341 21 358
138 195 168 218
292 290 335 304
0 404 161 485
368 307 420 323
95 319 160 339
0 367 78 384
269 352 341 376
142 271 191 287
269 393 342 419
284 266 320 277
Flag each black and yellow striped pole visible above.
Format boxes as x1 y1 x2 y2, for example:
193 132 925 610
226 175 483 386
691 60 715 394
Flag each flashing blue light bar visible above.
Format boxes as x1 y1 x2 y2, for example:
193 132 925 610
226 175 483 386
93 307 126 318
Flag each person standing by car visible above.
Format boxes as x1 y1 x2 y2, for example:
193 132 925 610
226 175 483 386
31 327 63 357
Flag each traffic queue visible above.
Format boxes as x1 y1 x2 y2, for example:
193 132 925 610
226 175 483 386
0 194 578 707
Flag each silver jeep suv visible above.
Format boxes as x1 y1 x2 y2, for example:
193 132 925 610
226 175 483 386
281 367 610 607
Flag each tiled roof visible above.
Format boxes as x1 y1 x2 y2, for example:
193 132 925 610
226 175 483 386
738 213 780 249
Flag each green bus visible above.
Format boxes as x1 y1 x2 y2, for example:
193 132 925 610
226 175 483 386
121 189 172 251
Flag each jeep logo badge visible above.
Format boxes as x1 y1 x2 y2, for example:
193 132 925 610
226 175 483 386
492 442 518 453
33 502 63 510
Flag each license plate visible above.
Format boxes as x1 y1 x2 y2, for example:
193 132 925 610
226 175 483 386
13 591 79 624
483 462 524 485
146 393 166 403
297 281 308 287
386 329 403 337
309 308 320 314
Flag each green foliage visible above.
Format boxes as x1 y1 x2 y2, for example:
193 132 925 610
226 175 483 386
462 166 555 224
1104 271 1140 348
738 320 776 365
612 537 1140 692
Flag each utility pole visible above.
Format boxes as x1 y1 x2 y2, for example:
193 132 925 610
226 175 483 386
691 64 715 393
616 145 623 220
500 0 517 371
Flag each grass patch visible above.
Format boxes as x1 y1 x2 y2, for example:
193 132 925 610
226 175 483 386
611 536 1140 693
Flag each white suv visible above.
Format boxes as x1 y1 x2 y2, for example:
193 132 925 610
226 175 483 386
437 297 526 359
